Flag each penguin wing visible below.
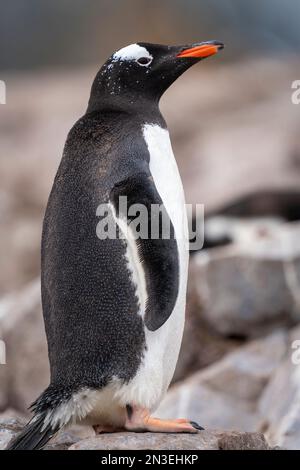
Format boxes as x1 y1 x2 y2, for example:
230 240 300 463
110 171 179 331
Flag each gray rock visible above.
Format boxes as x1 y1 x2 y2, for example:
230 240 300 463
198 330 288 401
258 325 300 449
45 426 95 450
69 430 271 451
0 416 272 450
216 431 271 450
0 417 25 450
0 281 49 413
191 222 300 336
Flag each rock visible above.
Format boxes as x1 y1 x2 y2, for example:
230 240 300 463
258 325 300 449
197 330 288 402
158 331 288 432
45 426 95 451
191 222 300 337
69 430 271 451
69 431 219 451
216 431 271 450
0 417 25 450
0 417 272 450
0 280 49 413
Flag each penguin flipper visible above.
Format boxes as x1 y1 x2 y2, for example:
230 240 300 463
110 171 179 331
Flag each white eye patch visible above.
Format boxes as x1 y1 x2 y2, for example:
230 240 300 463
112 44 153 67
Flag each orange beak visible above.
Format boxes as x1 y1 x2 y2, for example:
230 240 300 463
177 41 224 59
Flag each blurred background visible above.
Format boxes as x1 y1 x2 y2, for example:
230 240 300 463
0 0 300 450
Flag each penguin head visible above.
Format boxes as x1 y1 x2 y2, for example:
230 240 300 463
88 41 224 111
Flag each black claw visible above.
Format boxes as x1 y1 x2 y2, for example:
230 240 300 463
190 421 205 431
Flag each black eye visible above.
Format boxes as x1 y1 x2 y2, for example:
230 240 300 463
137 57 152 66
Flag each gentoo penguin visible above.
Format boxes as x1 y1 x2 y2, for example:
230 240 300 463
8 40 224 450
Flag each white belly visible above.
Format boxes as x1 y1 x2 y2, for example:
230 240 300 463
114 124 189 411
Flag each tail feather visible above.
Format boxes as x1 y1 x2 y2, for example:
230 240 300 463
7 384 87 449
7 412 59 450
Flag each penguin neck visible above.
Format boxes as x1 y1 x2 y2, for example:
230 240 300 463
86 69 163 118
86 92 161 119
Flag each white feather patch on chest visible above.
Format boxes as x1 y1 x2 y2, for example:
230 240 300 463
145 124 188 245
114 124 189 411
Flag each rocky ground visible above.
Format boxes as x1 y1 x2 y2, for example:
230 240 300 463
0 417 272 450
1 57 300 450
